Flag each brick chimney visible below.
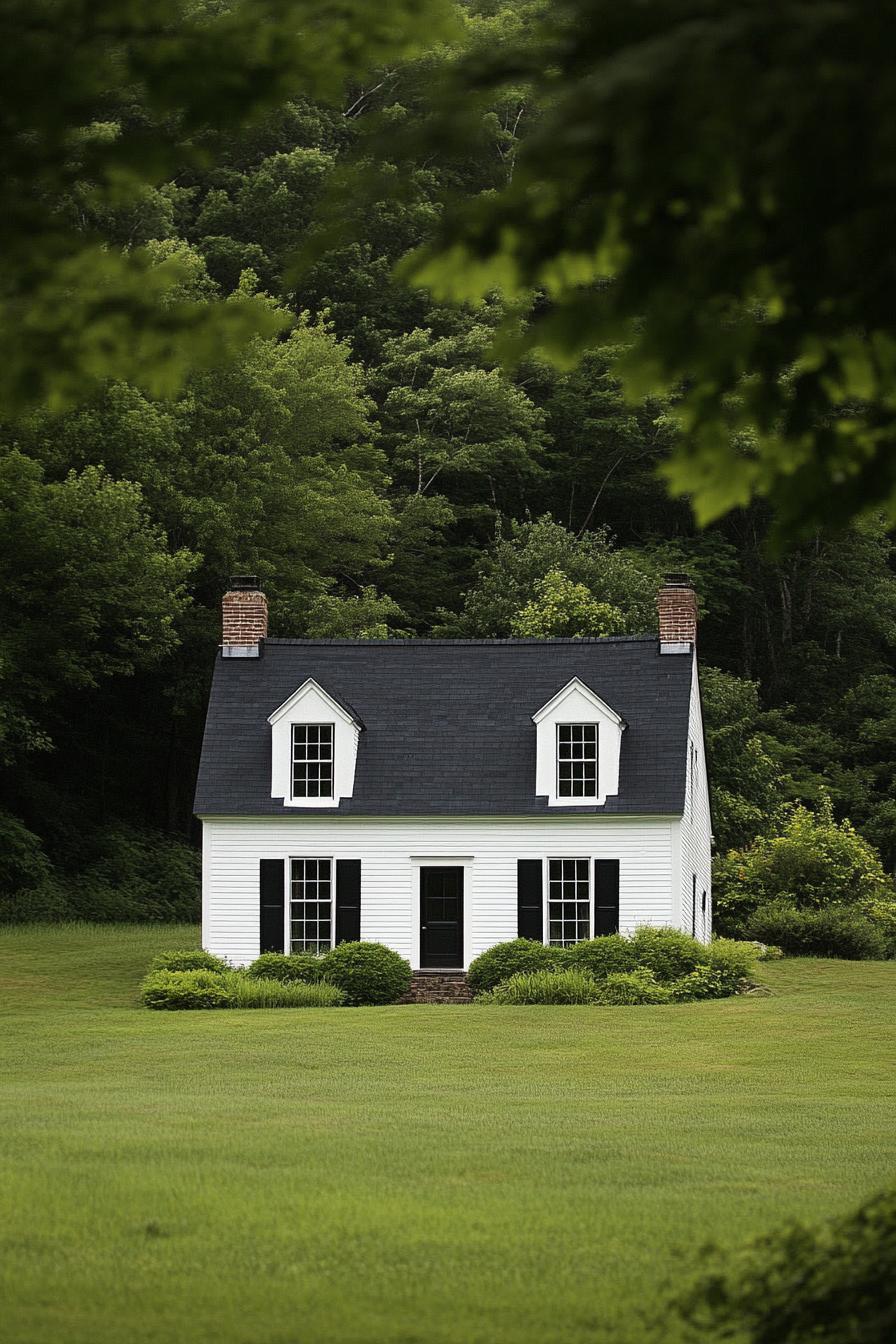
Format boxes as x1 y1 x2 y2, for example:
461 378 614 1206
657 573 697 652
222 575 268 658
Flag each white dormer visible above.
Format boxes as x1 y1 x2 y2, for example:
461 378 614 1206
532 678 626 807
268 679 362 808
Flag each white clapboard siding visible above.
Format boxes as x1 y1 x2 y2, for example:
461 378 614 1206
678 656 713 942
201 814 680 967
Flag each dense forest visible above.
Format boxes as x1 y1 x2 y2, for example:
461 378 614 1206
3 1 896 922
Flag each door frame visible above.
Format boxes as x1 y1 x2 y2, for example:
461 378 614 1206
409 856 473 970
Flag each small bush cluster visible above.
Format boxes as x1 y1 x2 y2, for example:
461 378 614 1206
746 901 888 960
713 799 896 958
469 929 760 1006
141 942 411 1009
245 951 324 983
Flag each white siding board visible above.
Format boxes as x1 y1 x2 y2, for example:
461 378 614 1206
678 656 713 941
201 814 679 967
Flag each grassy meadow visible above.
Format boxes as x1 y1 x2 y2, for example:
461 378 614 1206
1 923 895 1344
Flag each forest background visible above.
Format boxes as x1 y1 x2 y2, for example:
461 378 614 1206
4 0 895 922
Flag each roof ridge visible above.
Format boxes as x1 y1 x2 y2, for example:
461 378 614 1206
262 634 658 647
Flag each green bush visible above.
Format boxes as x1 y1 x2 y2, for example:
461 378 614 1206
467 938 560 995
222 973 345 1008
713 799 896 938
628 926 709 981
746 901 888 960
319 941 412 1005
149 949 229 974
673 1185 896 1344
142 969 235 1010
705 937 759 990
245 951 324 983
64 827 201 923
561 934 637 980
753 941 785 961
480 968 600 1005
669 965 730 1002
593 967 671 1005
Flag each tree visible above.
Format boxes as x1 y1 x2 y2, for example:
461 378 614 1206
510 570 622 637
400 0 896 538
437 516 657 636
0 0 457 413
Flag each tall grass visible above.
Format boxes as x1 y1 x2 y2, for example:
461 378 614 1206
221 972 345 1008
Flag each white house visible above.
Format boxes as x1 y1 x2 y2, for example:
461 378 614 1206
194 575 712 974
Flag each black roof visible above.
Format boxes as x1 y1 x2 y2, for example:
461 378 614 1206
194 637 694 817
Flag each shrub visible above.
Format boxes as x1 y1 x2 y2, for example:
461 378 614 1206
245 951 324 983
670 965 729 1002
593 968 671 1005
746 901 888 960
713 799 896 938
628 926 709 981
481 969 601 1005
673 1184 896 1344
142 969 235 1010
149 949 229 974
318 941 412 1005
64 827 201 923
222 973 345 1008
561 934 637 980
752 941 785 961
705 937 759 990
467 938 560 995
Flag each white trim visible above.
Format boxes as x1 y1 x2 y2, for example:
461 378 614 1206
532 677 624 726
410 857 473 970
268 679 358 728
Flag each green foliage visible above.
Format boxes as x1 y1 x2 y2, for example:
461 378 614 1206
62 830 201 924
592 968 671 1006
746 902 889 962
714 801 896 939
142 969 235 1010
402 0 896 537
149 950 228 974
627 927 710 983
222 973 345 1008
669 966 730 1003
467 938 560 996
705 938 760 991
674 1185 896 1344
510 570 624 638
1 0 458 415
318 941 412 1005
437 516 657 637
480 968 601 1005
245 952 324 983
560 934 637 980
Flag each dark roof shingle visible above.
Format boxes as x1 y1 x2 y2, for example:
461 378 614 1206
193 637 693 816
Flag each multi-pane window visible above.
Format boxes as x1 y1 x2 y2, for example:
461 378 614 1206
290 858 332 953
547 858 590 946
557 724 598 798
292 724 334 799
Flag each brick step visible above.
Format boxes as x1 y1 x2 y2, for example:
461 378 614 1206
399 971 473 1005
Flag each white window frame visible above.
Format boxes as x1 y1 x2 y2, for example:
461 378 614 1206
287 855 335 954
555 722 599 801
544 855 593 947
291 723 335 802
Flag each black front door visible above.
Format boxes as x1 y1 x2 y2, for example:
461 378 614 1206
420 867 463 968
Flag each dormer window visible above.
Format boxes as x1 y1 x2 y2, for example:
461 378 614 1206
557 724 598 799
532 678 625 807
292 724 334 800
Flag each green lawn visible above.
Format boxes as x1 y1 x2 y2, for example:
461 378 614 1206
1 925 895 1344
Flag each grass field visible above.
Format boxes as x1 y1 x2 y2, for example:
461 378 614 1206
2 924 895 1344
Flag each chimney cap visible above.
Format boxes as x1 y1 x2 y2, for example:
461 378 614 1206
228 574 261 591
662 572 693 588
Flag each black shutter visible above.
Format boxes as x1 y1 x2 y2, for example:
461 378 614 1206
691 874 697 936
259 859 285 953
593 859 620 936
335 859 361 944
517 859 543 940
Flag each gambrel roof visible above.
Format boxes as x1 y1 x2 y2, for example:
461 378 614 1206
193 637 694 817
